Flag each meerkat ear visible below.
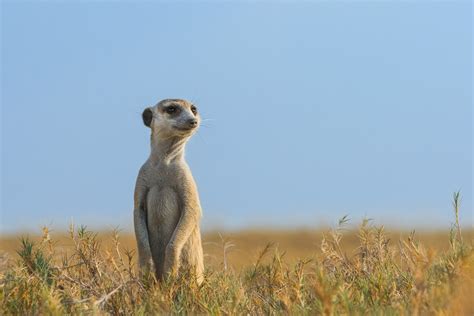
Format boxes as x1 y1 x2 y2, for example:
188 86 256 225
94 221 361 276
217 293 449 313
142 108 153 127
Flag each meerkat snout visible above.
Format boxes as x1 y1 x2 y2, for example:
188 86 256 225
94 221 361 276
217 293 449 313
187 118 198 128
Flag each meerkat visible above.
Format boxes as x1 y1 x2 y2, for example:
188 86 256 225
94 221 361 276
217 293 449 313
134 98 204 284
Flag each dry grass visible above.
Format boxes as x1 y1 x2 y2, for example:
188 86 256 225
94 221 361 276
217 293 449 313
0 195 472 315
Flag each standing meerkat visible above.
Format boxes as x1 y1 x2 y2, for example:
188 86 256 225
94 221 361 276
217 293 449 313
134 98 204 283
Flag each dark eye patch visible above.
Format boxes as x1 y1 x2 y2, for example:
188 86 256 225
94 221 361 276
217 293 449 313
190 105 198 115
163 104 181 115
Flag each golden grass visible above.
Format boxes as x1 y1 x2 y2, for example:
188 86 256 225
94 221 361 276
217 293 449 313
0 195 472 314
1 228 472 270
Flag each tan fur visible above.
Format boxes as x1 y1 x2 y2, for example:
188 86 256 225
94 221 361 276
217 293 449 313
134 99 204 284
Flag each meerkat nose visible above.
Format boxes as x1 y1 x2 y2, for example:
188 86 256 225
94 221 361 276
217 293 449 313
187 118 198 127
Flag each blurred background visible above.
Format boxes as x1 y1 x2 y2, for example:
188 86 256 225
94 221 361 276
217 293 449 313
1 1 472 234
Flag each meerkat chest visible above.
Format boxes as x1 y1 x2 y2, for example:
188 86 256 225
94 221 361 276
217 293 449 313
144 162 186 188
143 164 182 222
146 184 181 227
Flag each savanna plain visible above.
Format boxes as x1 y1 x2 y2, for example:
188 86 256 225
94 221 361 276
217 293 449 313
0 194 473 315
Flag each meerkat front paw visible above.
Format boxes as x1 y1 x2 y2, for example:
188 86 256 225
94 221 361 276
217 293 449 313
137 251 154 277
164 244 180 277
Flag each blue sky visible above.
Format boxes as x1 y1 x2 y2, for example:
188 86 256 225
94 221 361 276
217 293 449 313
1 1 472 233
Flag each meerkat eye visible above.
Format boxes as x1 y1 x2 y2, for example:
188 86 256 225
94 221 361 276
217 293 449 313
166 106 177 114
190 105 198 115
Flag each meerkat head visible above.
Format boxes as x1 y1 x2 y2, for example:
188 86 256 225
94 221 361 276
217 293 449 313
142 99 200 139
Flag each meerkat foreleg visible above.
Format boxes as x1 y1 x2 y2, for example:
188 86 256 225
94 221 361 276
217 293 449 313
163 197 201 277
134 185 153 275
